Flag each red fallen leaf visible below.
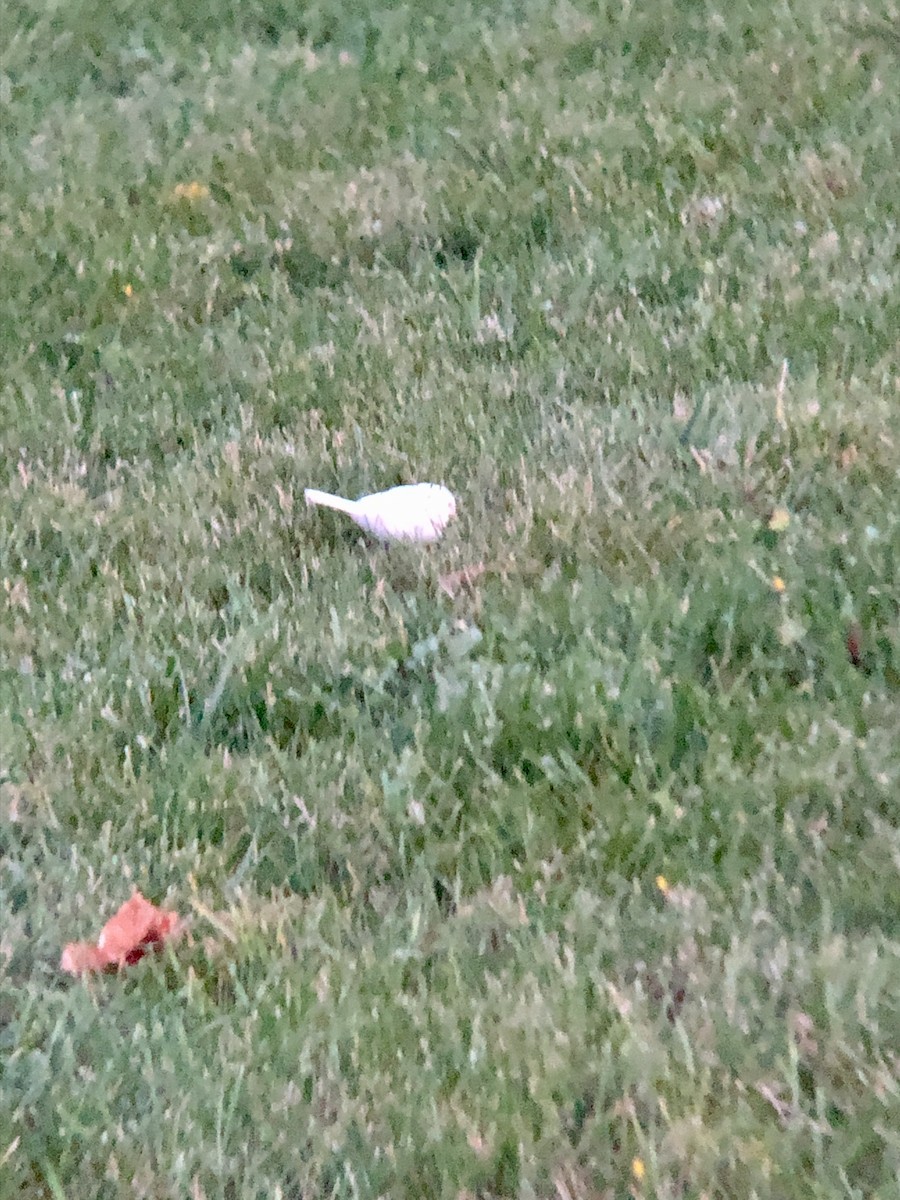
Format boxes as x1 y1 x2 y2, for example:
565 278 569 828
60 942 109 974
61 891 181 975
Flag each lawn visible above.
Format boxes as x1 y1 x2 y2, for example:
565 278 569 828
1 0 899 1196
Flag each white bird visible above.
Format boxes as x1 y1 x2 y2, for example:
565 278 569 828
304 482 457 543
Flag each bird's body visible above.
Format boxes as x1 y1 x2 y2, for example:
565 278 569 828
304 483 457 543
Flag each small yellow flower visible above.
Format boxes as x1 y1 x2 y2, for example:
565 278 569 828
172 181 210 201
123 283 133 297
655 875 669 895
768 507 790 532
772 576 786 593
632 1157 646 1181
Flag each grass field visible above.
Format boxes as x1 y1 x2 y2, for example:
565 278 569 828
2 0 899 1196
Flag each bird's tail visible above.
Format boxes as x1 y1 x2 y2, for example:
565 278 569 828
304 488 359 515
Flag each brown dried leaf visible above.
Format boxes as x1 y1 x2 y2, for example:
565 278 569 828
438 562 486 598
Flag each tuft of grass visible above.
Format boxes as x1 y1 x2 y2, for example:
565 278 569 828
2 0 899 1196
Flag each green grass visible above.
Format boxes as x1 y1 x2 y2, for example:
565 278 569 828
1 0 899 1195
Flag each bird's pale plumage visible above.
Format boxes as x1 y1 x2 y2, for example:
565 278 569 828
304 483 457 543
